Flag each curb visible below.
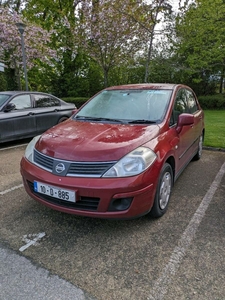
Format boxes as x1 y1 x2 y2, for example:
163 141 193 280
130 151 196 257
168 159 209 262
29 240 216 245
203 146 225 152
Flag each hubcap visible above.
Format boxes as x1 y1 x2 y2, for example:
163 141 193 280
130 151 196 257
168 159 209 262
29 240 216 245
198 135 203 157
159 171 172 210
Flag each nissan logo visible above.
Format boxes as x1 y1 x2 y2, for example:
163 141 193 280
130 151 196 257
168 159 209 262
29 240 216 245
55 163 66 173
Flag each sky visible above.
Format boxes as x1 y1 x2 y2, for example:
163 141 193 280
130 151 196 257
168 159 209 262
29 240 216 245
170 0 182 11
170 0 190 11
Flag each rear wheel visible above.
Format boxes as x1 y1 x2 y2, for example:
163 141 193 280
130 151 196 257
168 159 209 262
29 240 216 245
149 163 173 218
58 117 68 123
193 133 203 161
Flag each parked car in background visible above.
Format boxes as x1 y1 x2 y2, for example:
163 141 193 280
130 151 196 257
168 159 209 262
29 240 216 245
20 84 204 219
0 91 76 143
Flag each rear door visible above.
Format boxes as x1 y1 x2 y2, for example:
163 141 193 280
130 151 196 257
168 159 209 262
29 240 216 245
186 89 203 145
32 94 62 134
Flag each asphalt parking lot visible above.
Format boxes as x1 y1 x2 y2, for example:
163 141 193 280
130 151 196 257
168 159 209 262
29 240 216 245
0 142 225 300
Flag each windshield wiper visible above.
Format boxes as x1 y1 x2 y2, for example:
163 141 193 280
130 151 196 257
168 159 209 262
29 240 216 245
75 116 123 123
128 119 156 124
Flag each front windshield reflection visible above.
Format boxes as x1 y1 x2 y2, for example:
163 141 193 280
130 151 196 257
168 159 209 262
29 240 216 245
74 89 172 123
0 94 10 107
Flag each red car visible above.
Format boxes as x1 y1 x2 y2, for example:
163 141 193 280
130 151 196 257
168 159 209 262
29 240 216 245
20 84 204 219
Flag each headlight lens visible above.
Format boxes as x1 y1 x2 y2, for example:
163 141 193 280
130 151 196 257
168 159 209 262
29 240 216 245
103 147 157 177
24 135 41 163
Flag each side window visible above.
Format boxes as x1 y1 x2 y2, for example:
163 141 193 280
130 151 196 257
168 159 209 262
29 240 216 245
186 89 198 113
34 94 60 108
170 89 188 125
174 89 188 113
10 95 31 109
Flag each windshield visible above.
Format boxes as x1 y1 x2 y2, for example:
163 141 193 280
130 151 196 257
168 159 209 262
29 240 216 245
0 94 11 107
74 89 172 123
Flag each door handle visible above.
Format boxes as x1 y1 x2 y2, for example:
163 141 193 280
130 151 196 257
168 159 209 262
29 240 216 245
27 112 35 116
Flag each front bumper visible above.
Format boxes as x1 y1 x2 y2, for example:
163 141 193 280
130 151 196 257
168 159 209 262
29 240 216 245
20 157 157 219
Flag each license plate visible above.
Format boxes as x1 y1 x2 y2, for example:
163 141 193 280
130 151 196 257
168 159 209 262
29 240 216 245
34 181 76 203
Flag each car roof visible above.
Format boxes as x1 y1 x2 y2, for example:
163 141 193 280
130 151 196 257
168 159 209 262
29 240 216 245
0 91 57 97
105 83 178 91
0 91 21 96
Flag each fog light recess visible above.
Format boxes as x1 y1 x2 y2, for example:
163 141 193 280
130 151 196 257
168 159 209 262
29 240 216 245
108 197 133 211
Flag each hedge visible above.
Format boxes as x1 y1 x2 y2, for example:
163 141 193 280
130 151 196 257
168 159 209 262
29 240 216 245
198 94 225 110
62 97 89 108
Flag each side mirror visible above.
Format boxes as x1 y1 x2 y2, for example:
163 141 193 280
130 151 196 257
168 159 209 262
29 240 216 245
176 113 194 134
4 103 16 112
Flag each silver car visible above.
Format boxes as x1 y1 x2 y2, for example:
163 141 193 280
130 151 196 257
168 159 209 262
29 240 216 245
0 91 76 143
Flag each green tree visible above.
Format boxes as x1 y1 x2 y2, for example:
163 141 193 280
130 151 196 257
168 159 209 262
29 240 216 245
80 0 145 87
22 0 99 97
174 0 225 93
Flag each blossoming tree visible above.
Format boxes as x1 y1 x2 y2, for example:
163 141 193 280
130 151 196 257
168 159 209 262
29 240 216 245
0 7 56 89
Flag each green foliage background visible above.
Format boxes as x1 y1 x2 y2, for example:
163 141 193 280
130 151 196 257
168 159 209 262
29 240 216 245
1 0 225 100
204 110 225 148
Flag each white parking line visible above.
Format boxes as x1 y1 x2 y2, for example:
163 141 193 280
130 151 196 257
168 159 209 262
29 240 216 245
19 232 46 252
148 162 225 300
0 184 23 195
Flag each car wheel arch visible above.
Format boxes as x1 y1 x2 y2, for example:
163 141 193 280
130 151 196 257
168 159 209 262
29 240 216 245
154 147 176 185
149 162 173 218
165 156 175 185
193 129 205 161
58 116 68 123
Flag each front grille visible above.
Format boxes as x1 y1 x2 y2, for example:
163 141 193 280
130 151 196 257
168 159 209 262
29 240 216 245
27 181 100 211
33 149 115 177
68 162 114 176
34 150 53 171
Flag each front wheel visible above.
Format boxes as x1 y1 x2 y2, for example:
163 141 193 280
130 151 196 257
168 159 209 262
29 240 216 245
149 163 173 218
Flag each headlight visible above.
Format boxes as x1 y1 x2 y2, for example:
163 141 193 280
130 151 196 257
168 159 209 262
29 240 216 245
24 135 41 163
103 147 157 178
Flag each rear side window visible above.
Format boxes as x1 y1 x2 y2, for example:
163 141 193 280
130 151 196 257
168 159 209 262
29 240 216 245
186 90 199 113
34 94 60 107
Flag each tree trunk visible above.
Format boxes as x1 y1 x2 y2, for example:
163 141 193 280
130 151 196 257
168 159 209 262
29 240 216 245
219 67 224 93
144 30 154 83
103 67 108 87
144 0 166 83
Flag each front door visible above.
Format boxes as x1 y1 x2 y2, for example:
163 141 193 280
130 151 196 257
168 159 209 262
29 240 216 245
2 94 36 141
171 88 202 174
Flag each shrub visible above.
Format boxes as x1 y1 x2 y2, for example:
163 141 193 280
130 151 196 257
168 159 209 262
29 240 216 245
198 94 225 110
62 97 89 108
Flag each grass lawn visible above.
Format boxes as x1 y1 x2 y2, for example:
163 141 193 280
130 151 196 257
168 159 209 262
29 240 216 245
203 110 225 149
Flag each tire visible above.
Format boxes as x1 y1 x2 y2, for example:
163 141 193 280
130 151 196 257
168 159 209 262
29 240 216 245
149 163 173 218
193 133 203 161
58 117 68 123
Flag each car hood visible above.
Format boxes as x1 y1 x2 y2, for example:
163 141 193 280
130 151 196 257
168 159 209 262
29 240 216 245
35 120 159 161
